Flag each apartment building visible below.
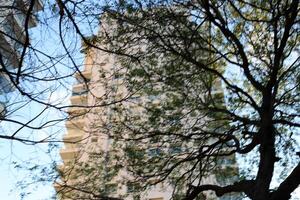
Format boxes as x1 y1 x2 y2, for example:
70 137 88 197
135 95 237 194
56 16 238 200
0 0 43 117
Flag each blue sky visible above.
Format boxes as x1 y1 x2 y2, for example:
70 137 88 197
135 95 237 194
0 1 299 199
0 2 73 199
0 0 96 198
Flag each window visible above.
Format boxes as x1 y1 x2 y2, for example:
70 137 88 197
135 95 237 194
128 95 141 103
133 195 140 200
148 94 158 101
126 148 144 160
77 77 91 84
216 166 238 186
2 19 15 38
104 183 118 194
113 72 123 80
220 194 237 200
99 62 106 66
174 192 205 200
0 102 6 118
72 90 88 96
197 193 206 200
148 148 162 157
169 145 182 154
127 182 140 193
216 156 236 165
91 136 98 143
0 74 13 93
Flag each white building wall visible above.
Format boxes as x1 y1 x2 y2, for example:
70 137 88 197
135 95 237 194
58 17 238 200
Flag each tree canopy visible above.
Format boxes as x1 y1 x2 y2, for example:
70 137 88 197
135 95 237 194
0 0 299 200
53 0 300 200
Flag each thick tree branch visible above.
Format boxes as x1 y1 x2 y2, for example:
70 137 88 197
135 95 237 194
184 180 255 200
270 162 300 200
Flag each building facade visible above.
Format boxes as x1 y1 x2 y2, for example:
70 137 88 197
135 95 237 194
0 0 43 117
56 17 238 200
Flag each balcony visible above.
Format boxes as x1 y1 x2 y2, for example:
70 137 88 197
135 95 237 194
63 132 84 143
53 181 63 192
64 142 81 150
70 90 88 105
60 148 80 161
73 82 87 92
15 0 43 14
66 126 85 136
0 102 6 119
53 181 72 194
14 13 35 30
0 73 14 94
72 89 89 96
57 164 65 173
67 107 88 115
0 0 43 68
11 0 44 30
31 0 44 12
0 36 19 67
75 69 92 82
0 16 25 68
65 117 85 130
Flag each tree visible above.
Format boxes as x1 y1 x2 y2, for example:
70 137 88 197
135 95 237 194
1 0 299 200
0 0 74 143
0 0 103 198
53 0 299 200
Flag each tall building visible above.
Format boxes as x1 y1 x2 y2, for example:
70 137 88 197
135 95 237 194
0 0 43 117
56 17 238 200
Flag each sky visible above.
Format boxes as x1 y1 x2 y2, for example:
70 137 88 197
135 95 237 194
0 0 97 198
0 1 73 199
0 1 299 200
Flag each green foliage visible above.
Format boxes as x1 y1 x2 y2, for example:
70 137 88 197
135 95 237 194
54 0 300 199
